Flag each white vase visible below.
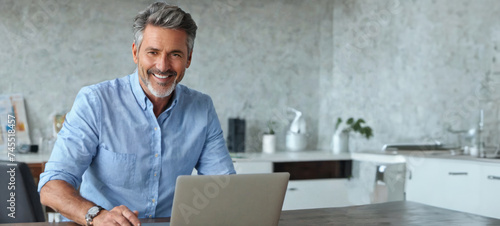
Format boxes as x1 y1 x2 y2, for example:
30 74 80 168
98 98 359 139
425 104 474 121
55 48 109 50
286 131 307 152
332 130 350 154
262 134 276 154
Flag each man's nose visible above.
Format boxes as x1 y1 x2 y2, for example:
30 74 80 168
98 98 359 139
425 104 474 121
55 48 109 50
156 55 171 72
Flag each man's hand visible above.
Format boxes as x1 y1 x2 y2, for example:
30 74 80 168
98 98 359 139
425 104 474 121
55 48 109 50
93 205 140 226
40 180 142 225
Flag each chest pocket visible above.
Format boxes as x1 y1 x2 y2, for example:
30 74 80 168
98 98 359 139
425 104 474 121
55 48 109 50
93 146 137 187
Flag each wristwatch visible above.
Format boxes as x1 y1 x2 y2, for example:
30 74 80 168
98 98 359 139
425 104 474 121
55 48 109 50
85 205 104 226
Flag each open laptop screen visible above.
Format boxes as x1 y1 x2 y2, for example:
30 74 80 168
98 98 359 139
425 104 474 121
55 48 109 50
169 173 289 226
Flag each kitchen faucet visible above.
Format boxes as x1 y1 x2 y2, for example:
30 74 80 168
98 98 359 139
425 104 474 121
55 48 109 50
477 109 485 158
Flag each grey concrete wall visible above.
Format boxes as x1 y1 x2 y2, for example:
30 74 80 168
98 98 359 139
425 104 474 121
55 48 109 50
320 0 500 151
0 0 328 152
2 0 499 153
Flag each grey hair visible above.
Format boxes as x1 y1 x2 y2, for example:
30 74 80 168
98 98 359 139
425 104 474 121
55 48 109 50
133 2 197 54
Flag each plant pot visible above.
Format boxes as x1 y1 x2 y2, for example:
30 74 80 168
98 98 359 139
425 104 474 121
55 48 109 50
262 134 276 154
332 130 350 154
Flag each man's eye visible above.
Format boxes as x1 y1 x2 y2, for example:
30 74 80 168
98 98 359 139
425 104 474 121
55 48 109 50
172 53 181 58
148 52 157 55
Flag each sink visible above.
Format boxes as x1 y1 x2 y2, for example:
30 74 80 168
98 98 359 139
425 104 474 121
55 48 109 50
483 153 500 159
382 143 458 151
382 144 500 160
382 143 465 157
485 156 500 159
476 146 500 159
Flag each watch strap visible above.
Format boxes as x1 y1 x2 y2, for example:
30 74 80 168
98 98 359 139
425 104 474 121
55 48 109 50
86 205 104 226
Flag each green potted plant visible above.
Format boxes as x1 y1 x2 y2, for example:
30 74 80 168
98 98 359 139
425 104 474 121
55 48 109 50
265 121 276 135
332 117 373 153
263 121 277 154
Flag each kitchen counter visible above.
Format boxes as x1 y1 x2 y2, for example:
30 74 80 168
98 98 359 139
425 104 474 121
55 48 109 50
3 148 499 165
231 150 406 163
368 149 500 164
231 148 500 164
231 150 350 162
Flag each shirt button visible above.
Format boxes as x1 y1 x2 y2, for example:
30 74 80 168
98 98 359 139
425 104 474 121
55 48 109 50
154 127 157 131
152 199 156 203
149 215 152 218
155 154 158 157
154 173 157 177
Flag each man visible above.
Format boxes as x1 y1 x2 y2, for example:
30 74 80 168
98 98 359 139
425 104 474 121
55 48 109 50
38 2 236 225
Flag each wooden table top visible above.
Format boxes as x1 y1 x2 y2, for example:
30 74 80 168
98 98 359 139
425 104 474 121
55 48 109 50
278 201 500 225
7 201 500 225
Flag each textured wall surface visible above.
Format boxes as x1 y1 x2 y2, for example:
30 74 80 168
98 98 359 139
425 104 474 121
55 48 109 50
0 0 328 152
2 0 500 153
319 0 500 151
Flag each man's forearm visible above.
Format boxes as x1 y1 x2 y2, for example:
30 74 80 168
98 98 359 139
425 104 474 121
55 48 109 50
40 180 95 225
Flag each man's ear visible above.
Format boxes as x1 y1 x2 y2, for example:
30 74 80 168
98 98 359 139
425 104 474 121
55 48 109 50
186 50 193 68
132 42 138 64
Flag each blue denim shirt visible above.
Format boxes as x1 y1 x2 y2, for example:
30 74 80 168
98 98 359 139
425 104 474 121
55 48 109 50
38 72 236 219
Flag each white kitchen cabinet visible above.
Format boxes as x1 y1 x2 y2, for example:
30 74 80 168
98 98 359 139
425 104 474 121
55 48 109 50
406 158 482 215
282 178 351 210
277 160 354 210
232 157 353 210
479 163 500 219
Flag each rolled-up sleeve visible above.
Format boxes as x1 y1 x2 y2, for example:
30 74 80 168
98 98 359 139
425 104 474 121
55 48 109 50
38 87 101 191
195 96 236 175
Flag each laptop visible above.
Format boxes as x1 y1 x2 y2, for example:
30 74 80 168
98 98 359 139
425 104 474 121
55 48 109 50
145 172 290 226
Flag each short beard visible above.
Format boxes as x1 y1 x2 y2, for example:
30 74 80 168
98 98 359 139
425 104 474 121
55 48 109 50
148 81 176 98
139 66 178 98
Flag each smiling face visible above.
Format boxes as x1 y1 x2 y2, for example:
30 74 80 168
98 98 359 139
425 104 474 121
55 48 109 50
132 25 192 100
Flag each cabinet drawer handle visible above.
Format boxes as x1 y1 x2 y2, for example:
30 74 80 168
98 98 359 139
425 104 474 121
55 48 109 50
288 188 298 191
448 172 468 176
488 175 500 180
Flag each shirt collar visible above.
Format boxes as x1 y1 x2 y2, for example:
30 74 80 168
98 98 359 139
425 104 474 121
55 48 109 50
130 70 148 110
